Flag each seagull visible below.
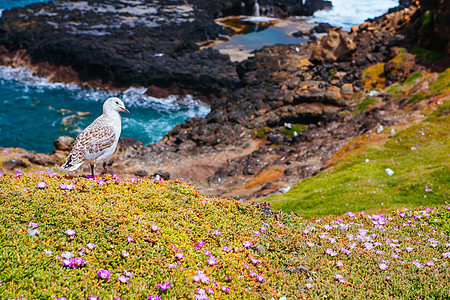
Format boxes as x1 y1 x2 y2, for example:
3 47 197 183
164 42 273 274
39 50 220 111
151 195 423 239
62 97 130 177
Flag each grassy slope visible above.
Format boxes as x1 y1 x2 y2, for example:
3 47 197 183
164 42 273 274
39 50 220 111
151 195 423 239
1 174 449 299
267 70 450 219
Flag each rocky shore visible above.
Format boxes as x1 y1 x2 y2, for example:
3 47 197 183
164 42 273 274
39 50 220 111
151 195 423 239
0 0 448 200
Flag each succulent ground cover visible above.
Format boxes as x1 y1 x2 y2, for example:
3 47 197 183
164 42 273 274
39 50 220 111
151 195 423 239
1 172 450 299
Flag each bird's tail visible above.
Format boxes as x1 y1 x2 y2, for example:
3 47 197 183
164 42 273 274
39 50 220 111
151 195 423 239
62 155 83 171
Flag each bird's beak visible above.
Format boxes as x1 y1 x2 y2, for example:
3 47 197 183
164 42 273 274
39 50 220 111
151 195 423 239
120 106 130 114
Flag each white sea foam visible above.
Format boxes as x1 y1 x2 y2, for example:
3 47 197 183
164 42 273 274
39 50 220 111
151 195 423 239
0 66 210 113
310 0 399 31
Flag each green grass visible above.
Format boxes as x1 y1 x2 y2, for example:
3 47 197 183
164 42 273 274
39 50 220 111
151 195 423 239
282 124 308 137
407 92 426 104
404 71 423 86
267 100 450 218
253 127 269 139
353 97 378 115
1 174 450 299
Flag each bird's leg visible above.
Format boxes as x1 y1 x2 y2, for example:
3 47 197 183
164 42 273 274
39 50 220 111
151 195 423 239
90 164 95 178
103 162 108 175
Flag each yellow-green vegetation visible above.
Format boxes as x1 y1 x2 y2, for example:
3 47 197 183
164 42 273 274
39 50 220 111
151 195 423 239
282 124 308 137
1 173 450 299
253 127 270 139
362 63 385 90
385 68 450 104
430 69 450 96
353 97 378 115
267 100 449 218
403 70 422 86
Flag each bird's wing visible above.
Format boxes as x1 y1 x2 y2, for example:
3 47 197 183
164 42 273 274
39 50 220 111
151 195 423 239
64 118 116 167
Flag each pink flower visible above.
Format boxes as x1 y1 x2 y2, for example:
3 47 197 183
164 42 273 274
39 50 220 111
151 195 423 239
65 229 76 238
98 269 111 279
334 274 346 283
442 252 450 258
222 246 232 252
379 263 388 270
412 260 423 268
336 261 343 267
207 256 218 265
157 282 172 291
305 283 314 288
212 229 221 235
250 257 260 264
221 286 230 292
193 270 210 283
243 241 253 248
175 252 184 260
126 236 135 242
36 182 47 189
326 248 338 256
122 250 130 258
151 224 160 231
86 243 96 250
118 275 129 284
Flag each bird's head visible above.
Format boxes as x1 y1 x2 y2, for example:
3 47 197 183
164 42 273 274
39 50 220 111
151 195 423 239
104 97 130 114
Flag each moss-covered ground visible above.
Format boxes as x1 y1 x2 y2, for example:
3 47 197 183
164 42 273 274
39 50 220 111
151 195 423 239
1 173 450 299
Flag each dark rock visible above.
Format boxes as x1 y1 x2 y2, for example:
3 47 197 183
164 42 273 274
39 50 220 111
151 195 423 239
254 244 265 255
311 22 334 33
153 170 170 181
134 170 148 177
3 158 29 170
54 136 75 152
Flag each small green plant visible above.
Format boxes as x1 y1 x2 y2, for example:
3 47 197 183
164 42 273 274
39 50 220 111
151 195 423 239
412 48 442 62
353 97 378 115
407 92 425 104
253 127 270 138
422 11 433 27
282 124 308 137
404 71 423 86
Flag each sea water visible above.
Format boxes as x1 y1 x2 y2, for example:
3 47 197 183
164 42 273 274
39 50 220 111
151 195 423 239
310 0 399 31
0 67 210 153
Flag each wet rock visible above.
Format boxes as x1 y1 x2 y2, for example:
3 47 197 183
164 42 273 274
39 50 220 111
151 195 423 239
311 22 334 34
3 158 29 170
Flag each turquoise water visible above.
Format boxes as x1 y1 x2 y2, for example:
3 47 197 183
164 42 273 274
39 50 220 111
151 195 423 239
0 0 49 10
0 67 210 153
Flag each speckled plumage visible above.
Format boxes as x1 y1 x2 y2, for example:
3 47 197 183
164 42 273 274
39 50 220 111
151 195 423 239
62 97 130 176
